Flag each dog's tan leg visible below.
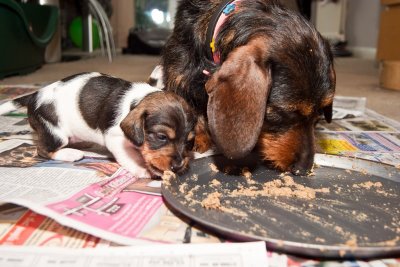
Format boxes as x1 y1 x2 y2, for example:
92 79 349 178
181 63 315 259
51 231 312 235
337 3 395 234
194 115 213 153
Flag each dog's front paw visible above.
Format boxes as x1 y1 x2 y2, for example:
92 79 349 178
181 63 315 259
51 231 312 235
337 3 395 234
51 148 85 162
126 166 151 179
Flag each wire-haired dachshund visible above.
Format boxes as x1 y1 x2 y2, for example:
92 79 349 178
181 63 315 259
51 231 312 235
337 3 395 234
160 0 336 175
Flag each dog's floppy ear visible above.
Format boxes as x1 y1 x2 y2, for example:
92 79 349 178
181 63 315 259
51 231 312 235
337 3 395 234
120 107 146 147
323 65 336 124
323 104 333 123
205 37 271 159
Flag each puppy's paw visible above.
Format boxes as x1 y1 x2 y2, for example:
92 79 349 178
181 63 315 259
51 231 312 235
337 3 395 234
125 166 151 178
51 148 85 162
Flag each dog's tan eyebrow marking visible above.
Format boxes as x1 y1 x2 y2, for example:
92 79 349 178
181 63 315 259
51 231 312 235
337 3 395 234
187 131 195 141
321 94 334 107
283 102 314 116
297 102 313 116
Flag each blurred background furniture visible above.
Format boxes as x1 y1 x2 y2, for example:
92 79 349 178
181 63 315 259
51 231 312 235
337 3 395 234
0 0 58 78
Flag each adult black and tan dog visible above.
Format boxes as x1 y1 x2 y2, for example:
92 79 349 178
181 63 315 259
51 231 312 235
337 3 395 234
161 0 336 175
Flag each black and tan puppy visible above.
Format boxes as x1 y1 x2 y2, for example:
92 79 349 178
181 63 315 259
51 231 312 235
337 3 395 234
0 73 197 178
160 0 336 175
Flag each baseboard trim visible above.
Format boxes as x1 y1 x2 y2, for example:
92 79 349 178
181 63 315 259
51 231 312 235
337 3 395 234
348 46 377 60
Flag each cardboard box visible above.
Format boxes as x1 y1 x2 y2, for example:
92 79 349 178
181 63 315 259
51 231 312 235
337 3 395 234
380 61 400 91
381 0 400 5
377 1 400 61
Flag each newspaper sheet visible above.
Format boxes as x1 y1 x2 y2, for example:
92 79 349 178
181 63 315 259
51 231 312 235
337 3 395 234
0 204 111 248
332 95 367 119
0 241 268 267
316 97 400 167
0 139 222 245
0 85 40 105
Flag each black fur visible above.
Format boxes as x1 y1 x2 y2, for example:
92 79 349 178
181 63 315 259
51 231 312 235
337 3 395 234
79 75 132 131
13 92 37 107
61 72 90 83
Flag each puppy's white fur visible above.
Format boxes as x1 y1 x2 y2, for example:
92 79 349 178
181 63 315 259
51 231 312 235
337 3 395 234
0 72 161 178
148 65 165 89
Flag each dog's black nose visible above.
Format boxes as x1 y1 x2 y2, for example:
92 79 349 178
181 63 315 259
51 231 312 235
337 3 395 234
291 151 314 176
290 166 310 176
171 159 185 172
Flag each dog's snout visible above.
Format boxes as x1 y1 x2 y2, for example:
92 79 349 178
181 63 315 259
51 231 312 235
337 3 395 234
290 130 315 176
171 156 185 172
290 147 315 175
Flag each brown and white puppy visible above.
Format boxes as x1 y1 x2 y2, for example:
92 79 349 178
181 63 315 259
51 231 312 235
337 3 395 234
0 72 197 178
160 0 336 175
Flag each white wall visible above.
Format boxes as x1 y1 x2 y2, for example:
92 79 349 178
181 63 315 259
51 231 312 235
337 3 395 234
345 0 381 59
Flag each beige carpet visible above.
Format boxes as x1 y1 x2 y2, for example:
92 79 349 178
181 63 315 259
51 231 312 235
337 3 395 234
0 54 399 121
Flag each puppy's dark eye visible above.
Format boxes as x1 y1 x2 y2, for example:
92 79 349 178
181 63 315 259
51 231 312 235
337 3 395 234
156 133 168 142
186 138 195 150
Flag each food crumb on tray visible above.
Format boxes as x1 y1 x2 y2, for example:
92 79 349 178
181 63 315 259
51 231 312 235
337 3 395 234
209 163 219 172
211 179 221 187
352 181 382 189
201 191 247 217
242 167 252 179
231 175 329 200
201 192 221 209
161 170 176 186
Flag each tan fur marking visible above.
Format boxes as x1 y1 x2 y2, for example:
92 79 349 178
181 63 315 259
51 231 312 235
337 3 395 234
281 102 314 116
321 94 334 108
194 115 212 153
140 143 190 174
297 102 313 116
141 143 173 172
187 131 195 141
258 129 301 171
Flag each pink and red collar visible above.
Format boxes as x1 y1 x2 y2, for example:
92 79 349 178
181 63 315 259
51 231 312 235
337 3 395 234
205 0 242 64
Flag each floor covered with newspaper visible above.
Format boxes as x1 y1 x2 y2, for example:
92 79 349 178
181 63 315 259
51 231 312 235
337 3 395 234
0 85 399 267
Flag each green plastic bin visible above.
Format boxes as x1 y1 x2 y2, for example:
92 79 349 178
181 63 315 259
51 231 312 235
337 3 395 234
0 0 58 78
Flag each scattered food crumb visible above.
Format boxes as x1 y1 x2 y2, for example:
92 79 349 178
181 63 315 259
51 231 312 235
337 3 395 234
231 175 329 200
191 174 199 181
162 170 176 186
201 192 221 209
353 181 382 189
179 183 188 193
209 163 219 173
344 235 358 248
242 167 252 179
211 179 221 187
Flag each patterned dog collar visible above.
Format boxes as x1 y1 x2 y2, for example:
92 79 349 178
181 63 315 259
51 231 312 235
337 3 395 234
205 0 241 64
